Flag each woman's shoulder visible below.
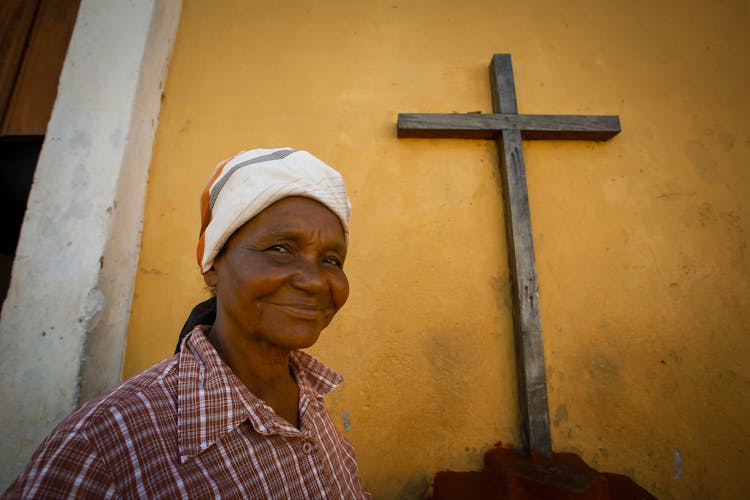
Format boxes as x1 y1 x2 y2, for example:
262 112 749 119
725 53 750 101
4 356 184 498
57 354 181 437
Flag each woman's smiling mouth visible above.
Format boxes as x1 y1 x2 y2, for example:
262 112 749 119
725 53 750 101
269 302 328 319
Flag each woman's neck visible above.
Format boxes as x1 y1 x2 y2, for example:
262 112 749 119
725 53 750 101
208 322 300 427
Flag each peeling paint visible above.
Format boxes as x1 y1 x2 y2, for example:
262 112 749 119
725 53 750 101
685 140 718 180
672 448 683 481
342 410 352 432
553 404 568 426
667 282 681 300
82 288 104 330
140 267 166 276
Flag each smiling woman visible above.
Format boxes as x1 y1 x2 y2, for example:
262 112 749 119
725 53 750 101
205 196 350 427
3 148 371 498
207 197 349 352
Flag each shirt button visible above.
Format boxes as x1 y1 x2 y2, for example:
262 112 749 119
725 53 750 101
302 442 314 454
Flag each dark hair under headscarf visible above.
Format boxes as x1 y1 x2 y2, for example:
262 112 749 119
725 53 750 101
175 296 216 353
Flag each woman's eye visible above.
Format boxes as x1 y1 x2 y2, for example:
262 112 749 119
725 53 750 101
324 256 343 268
267 245 289 253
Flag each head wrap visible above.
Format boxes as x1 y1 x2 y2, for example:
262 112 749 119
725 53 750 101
197 147 351 273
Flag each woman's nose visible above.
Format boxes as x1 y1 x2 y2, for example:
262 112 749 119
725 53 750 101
291 257 326 292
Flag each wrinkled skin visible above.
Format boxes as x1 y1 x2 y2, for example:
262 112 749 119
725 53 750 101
203 196 348 426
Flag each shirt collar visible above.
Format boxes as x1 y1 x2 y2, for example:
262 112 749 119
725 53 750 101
289 349 343 399
177 326 342 462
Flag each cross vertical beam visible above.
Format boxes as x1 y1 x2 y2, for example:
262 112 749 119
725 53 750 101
490 54 551 456
397 54 620 457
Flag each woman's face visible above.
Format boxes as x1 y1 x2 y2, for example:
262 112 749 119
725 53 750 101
205 196 349 350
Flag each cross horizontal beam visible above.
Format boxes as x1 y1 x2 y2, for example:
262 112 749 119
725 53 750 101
398 113 621 140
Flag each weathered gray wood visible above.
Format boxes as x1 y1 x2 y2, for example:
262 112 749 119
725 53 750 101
397 113 620 140
490 52 517 114
490 54 552 457
398 54 620 456
396 53 620 458
497 129 552 457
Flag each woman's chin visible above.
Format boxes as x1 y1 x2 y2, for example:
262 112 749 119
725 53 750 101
271 329 324 351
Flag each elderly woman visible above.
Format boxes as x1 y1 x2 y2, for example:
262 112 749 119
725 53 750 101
4 148 370 498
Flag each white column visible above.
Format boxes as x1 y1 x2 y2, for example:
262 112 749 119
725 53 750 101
0 0 182 488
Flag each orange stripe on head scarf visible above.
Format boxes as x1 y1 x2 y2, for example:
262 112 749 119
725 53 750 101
196 156 233 271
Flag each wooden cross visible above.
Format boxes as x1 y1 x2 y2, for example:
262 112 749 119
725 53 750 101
398 54 621 457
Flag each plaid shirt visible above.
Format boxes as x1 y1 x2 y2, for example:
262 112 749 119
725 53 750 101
3 327 370 499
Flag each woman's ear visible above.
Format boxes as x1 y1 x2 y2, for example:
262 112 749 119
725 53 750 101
203 268 218 287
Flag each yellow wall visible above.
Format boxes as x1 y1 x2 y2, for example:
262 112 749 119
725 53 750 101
124 1 750 498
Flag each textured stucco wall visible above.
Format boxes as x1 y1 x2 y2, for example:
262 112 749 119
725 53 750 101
125 1 750 498
0 0 181 489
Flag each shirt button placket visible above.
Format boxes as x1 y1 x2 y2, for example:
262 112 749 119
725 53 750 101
302 441 314 454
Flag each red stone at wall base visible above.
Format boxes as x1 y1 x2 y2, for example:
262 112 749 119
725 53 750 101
432 444 655 499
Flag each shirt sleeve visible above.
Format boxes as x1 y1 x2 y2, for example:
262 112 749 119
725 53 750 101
2 429 116 499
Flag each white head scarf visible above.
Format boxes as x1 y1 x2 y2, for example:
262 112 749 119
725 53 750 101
197 148 351 273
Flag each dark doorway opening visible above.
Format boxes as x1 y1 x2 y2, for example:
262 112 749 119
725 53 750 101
0 138 42 305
